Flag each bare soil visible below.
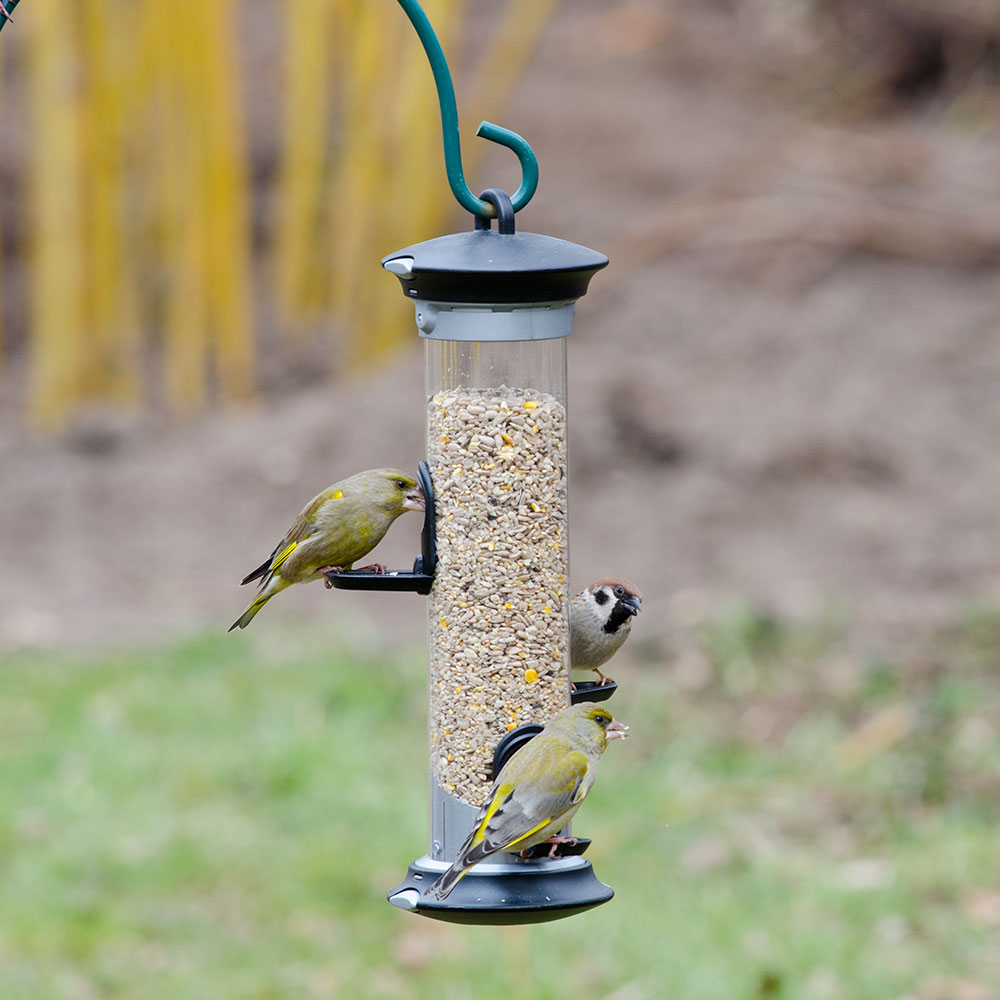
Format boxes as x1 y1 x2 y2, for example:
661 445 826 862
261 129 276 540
3 1 1000 655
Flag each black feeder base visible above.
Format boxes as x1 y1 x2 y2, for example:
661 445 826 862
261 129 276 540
387 854 613 925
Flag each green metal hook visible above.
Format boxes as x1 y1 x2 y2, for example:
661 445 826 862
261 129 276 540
0 0 20 33
396 0 538 218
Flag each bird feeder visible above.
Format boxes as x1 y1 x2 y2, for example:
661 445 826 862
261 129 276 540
375 1 611 924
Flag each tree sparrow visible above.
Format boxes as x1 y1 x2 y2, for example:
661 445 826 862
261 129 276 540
569 578 643 685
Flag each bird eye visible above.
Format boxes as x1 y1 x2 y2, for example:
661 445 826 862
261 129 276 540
396 479 406 489
614 586 624 597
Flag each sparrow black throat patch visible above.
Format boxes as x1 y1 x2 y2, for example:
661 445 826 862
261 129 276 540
603 602 633 634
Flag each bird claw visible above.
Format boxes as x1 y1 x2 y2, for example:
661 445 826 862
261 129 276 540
545 836 578 859
318 566 344 588
520 836 578 860
0 1 12 23
355 562 387 574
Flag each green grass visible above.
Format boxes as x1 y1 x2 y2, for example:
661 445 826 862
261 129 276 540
1 608 998 999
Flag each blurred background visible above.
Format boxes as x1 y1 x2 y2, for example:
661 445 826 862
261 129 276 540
1 0 999 997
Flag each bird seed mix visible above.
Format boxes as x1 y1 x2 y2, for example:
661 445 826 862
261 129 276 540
427 386 571 805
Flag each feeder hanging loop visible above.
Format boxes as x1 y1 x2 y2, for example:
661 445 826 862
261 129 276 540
474 188 515 234
396 0 539 220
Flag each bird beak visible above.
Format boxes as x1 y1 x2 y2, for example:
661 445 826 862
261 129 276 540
403 486 426 513
622 595 642 616
606 720 629 741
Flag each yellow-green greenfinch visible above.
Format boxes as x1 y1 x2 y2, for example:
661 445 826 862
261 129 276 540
427 702 628 901
229 468 424 631
570 578 643 685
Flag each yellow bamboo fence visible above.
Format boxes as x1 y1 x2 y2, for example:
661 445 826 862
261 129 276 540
0 0 559 430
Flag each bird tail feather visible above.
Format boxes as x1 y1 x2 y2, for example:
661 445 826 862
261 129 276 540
229 574 293 631
229 592 272 631
240 558 273 587
426 862 470 902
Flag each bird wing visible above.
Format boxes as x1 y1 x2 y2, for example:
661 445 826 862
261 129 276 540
463 748 592 863
239 489 334 586
240 540 282 586
285 489 334 544
240 538 301 588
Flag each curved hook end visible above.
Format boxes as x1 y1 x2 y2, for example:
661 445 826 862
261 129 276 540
475 121 539 214
395 0 537 219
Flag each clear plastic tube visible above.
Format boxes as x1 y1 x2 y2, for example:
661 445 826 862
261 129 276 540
425 336 570 807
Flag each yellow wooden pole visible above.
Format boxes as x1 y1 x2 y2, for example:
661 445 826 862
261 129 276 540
371 0 464 357
27 0 86 429
390 0 462 241
274 0 335 324
158 0 210 412
329 0 393 361
79 0 140 404
200 0 254 404
13 0 559 426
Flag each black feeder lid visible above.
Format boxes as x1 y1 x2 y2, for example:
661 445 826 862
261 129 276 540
382 229 608 305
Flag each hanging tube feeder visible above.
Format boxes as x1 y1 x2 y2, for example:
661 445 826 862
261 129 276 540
375 1 611 924
383 195 607 923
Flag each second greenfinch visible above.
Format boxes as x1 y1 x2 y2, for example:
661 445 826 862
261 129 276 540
426 702 628 901
229 468 424 631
